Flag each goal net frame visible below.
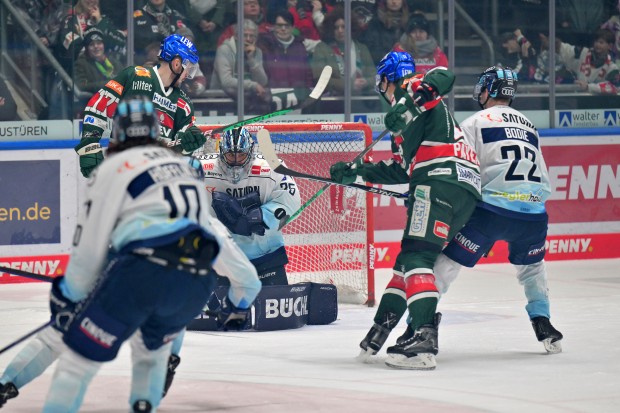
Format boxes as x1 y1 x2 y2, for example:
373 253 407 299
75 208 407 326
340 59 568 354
197 122 376 306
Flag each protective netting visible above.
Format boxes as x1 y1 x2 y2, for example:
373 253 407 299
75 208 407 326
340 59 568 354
197 123 374 305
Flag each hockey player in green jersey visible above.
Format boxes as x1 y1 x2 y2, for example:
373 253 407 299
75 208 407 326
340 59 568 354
330 51 481 370
75 33 207 177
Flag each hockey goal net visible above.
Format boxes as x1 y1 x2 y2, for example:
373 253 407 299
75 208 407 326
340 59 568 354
197 122 375 306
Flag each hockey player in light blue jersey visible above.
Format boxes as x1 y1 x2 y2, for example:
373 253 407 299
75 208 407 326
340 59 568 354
429 66 563 354
0 97 261 413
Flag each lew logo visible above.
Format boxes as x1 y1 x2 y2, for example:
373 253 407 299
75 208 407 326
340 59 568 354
265 296 308 318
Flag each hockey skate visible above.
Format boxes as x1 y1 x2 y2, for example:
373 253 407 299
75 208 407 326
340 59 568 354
357 311 399 362
395 324 414 344
531 316 563 354
0 382 18 408
385 313 441 370
162 354 181 397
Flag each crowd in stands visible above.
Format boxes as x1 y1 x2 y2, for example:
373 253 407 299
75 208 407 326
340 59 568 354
3 0 620 121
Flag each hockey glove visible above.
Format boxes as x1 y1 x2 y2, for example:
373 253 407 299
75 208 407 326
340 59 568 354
217 295 250 331
330 161 359 185
175 125 206 154
412 81 441 111
49 276 78 332
385 98 418 136
75 136 104 178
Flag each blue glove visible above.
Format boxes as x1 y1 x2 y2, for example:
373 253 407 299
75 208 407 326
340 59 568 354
49 276 78 332
176 126 206 154
212 191 268 236
217 295 250 331
75 136 104 178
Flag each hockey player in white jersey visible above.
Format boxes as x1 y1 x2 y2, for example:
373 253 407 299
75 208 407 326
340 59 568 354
430 66 563 353
199 126 302 286
0 97 261 413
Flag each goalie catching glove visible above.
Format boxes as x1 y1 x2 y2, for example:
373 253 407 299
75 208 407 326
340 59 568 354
175 125 206 154
212 191 269 236
75 135 104 178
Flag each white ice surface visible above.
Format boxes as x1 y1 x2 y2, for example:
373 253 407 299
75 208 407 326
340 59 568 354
1 259 619 413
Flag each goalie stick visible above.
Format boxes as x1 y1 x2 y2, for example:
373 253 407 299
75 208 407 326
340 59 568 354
257 129 408 199
169 65 332 150
281 128 391 228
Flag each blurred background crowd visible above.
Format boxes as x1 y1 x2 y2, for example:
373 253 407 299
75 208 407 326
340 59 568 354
1 0 620 122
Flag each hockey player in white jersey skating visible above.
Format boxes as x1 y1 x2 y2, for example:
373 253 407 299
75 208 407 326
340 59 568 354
0 97 261 413
430 66 564 353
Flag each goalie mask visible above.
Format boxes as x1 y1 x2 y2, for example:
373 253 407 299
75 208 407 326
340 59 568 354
220 127 254 183
108 96 160 153
473 66 518 109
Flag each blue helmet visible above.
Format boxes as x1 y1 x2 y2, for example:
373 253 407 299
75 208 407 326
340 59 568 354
375 51 416 92
110 96 159 150
473 65 518 107
158 34 200 79
220 127 254 183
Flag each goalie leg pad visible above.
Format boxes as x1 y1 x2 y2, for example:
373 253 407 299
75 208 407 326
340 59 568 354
307 283 338 325
253 284 311 331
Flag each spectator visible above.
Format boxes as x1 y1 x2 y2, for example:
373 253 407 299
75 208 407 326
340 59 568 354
393 12 448 74
288 0 321 41
211 19 271 114
557 0 609 46
186 0 232 83
217 0 271 47
499 29 538 82
601 0 620 62
56 0 126 70
308 0 336 32
310 7 375 95
133 0 193 64
74 28 123 95
555 28 620 94
0 74 19 122
333 0 376 32
257 9 314 91
361 0 409 65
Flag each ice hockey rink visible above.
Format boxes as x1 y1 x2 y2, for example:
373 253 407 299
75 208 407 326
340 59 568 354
0 258 618 413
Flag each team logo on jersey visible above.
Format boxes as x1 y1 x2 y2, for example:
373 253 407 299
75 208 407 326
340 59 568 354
433 220 450 239
133 10 143 17
156 110 174 130
485 112 504 122
177 98 191 117
408 185 430 237
134 66 151 77
105 80 124 95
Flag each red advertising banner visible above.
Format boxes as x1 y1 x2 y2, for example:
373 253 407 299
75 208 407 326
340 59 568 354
0 254 68 284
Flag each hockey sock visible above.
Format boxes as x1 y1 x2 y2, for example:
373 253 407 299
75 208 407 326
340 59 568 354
405 273 440 330
373 274 407 325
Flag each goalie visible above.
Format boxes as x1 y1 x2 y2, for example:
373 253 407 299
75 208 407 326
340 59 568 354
201 126 301 286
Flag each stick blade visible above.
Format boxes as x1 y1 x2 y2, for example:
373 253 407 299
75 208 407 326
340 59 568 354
256 129 282 170
308 66 332 100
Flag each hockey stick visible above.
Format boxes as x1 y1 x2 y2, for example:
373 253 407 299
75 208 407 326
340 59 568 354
0 320 54 356
0 266 55 283
281 128 391 228
169 65 333 150
257 129 408 199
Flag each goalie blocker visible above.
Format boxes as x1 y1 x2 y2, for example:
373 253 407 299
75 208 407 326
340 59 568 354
188 282 338 331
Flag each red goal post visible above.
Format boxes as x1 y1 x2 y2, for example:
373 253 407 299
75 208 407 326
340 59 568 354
197 122 376 306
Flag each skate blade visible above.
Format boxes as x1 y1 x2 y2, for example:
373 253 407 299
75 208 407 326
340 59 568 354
385 353 436 370
355 348 377 363
543 338 562 354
